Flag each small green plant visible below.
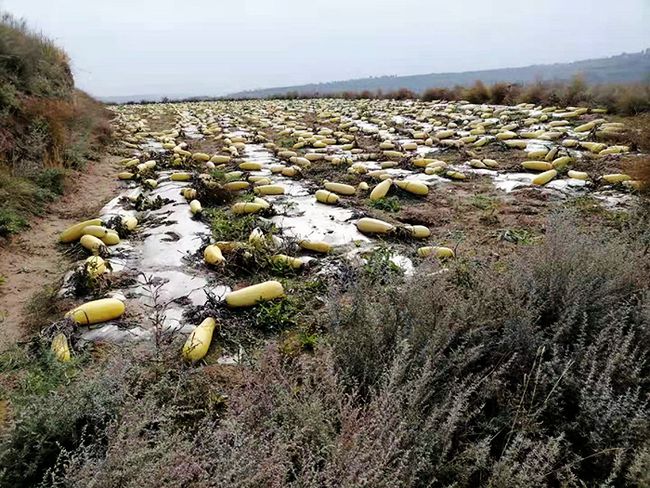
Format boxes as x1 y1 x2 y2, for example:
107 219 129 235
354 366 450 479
279 329 318 357
208 209 259 242
0 346 30 374
568 195 604 215
302 278 326 293
470 194 498 211
276 135 298 148
604 209 631 229
498 228 538 245
268 257 299 277
479 208 499 225
104 215 131 238
68 266 105 297
369 196 401 212
254 298 299 330
31 168 66 195
363 246 403 283
0 344 81 408
0 208 28 236
24 283 64 333
224 172 243 182
238 194 256 203
0 348 118 487
567 196 635 229
210 169 226 181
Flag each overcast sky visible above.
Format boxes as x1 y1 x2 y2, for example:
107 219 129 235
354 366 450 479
2 0 649 98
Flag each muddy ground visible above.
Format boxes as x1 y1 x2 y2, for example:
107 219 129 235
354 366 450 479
0 156 121 350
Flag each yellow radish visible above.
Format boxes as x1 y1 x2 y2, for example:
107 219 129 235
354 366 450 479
239 161 262 171
356 217 394 234
224 181 250 191
66 298 125 325
204 244 225 265
60 218 103 243
315 190 340 204
101 231 120 246
522 161 553 171
299 240 332 253
254 185 285 196
85 256 107 277
405 225 431 238
272 254 304 269
567 170 589 180
226 281 285 308
190 200 202 215
80 235 106 254
191 152 211 162
182 317 217 361
602 174 631 184
417 246 455 258
51 333 71 362
395 180 428 196
324 182 356 195
232 202 266 214
122 216 138 231
171 172 192 181
532 169 558 185
369 179 392 201
81 225 111 239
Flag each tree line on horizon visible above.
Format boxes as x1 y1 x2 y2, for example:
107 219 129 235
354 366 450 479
120 77 650 116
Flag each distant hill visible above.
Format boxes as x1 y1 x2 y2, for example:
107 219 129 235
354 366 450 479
227 50 650 99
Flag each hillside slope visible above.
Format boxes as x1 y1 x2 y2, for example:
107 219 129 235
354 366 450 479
0 13 111 237
229 50 650 99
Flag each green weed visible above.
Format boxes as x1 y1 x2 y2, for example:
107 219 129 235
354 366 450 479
369 196 401 212
498 228 539 245
253 298 299 330
279 329 318 357
363 246 404 283
208 209 260 242
470 193 498 211
30 168 66 195
0 208 28 236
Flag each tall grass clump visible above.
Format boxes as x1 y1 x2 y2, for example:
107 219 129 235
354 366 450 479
329 212 649 486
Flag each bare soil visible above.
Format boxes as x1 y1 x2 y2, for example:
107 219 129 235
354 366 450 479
0 156 120 350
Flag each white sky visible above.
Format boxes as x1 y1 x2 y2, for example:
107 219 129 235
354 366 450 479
2 0 649 98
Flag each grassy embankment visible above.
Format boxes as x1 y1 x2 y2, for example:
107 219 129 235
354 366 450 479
0 13 111 238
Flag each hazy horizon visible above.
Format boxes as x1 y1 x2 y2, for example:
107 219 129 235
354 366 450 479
2 0 649 98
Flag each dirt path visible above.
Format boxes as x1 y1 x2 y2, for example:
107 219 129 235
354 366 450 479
0 155 120 350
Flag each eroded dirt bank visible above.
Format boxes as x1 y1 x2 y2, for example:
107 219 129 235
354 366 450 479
0 156 120 349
